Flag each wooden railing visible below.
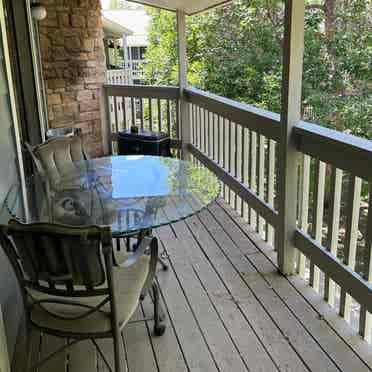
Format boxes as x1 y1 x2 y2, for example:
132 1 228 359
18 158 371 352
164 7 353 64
101 84 372 343
101 84 180 155
294 123 372 342
185 87 279 247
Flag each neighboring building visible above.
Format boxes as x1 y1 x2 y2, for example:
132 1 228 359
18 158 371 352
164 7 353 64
102 16 133 84
102 15 132 69
103 8 150 83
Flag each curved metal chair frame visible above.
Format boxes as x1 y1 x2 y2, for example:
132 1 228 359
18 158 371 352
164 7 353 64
24 134 89 179
0 221 165 372
45 127 82 140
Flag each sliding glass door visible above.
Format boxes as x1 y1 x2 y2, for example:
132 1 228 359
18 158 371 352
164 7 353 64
0 0 26 359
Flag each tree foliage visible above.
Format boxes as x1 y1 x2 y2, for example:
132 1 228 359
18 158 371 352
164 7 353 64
144 0 371 138
108 0 138 9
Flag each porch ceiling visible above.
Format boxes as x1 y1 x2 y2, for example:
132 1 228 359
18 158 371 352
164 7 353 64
103 16 133 39
128 0 231 15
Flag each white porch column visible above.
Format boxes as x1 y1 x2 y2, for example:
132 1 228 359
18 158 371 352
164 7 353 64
122 33 130 83
122 33 128 66
277 0 305 275
177 10 191 157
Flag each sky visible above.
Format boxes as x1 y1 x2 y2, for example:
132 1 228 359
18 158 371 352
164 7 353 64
101 0 110 10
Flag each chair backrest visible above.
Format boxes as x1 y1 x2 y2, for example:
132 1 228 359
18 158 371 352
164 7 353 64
29 135 89 188
0 220 113 298
45 127 82 140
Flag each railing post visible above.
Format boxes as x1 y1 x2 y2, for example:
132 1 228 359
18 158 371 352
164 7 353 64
177 10 191 158
277 0 305 275
100 85 112 156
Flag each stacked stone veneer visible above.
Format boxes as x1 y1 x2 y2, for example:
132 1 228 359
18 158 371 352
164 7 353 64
39 0 106 156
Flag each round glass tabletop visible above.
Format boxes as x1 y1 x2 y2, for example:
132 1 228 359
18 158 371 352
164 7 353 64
2 156 221 236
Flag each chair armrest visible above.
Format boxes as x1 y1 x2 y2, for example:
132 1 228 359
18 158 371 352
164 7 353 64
117 236 153 268
114 235 159 297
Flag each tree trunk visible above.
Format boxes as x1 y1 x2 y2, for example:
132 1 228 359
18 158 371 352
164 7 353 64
324 0 337 41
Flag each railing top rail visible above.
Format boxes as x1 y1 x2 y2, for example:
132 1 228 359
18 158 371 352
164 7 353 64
103 84 180 99
295 121 372 179
184 86 281 141
102 83 371 179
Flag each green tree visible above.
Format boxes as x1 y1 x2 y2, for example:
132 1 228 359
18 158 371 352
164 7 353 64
144 0 371 139
108 0 134 9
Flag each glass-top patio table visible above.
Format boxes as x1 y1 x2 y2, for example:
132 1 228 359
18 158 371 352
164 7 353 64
3 156 221 237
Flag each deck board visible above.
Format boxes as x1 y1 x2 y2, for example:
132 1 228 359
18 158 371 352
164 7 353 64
25 200 372 372
217 198 372 371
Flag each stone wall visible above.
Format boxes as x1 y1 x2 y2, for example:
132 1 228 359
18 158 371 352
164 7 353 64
39 0 106 156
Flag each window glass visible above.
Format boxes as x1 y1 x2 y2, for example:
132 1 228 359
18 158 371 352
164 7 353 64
0 28 22 223
131 46 139 60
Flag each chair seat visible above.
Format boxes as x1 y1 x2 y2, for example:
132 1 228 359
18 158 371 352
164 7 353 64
28 254 150 335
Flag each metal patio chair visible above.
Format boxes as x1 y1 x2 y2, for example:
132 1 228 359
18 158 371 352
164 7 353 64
45 127 82 140
0 220 165 372
24 134 89 191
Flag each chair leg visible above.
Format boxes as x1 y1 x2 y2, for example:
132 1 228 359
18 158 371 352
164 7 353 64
113 328 125 372
147 287 166 321
116 238 121 251
152 282 166 336
91 339 113 372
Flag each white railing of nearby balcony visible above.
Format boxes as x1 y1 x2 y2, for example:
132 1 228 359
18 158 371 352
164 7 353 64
129 59 146 81
106 69 132 85
101 83 372 344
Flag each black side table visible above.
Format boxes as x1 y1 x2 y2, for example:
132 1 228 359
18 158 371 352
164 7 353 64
117 130 172 157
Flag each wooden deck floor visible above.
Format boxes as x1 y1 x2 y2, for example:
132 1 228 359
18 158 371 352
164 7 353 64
23 199 372 372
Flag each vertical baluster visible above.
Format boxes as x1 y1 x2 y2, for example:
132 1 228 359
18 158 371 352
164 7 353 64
297 154 310 276
230 122 236 207
193 105 196 147
359 185 372 342
122 97 127 130
203 110 209 155
217 115 221 165
222 118 229 200
157 98 162 132
324 167 342 305
235 124 241 212
240 126 245 216
195 106 199 148
109 96 113 131
114 97 119 133
130 97 136 129
175 99 180 141
247 129 252 222
243 127 250 221
257 135 265 236
310 159 326 292
340 175 362 322
116 97 122 131
250 131 257 229
228 120 232 204
149 98 153 131
207 110 211 157
166 100 171 136
199 107 203 151
140 98 144 131
211 113 215 160
197 106 201 148
194 105 198 148
198 106 202 151
266 140 276 246
234 123 240 210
